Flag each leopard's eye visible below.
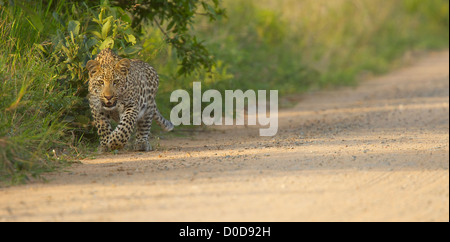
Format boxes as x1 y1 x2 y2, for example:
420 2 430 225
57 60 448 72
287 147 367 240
113 79 120 86
98 80 104 86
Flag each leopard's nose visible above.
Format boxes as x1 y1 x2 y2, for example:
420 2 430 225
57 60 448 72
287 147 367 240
104 95 114 101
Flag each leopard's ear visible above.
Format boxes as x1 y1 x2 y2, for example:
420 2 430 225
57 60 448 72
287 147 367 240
115 59 131 76
86 60 100 78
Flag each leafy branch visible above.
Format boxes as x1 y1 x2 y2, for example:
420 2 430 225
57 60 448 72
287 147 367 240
109 0 227 75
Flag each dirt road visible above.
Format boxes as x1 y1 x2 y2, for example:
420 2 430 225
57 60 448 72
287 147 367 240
1 51 449 222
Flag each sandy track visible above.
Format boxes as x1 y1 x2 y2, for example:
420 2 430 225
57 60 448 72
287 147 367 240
1 51 449 222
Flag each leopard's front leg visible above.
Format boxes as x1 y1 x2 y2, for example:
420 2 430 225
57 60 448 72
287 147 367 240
92 110 113 153
107 107 139 150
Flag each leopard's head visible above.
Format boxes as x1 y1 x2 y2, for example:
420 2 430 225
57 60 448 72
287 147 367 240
86 58 130 110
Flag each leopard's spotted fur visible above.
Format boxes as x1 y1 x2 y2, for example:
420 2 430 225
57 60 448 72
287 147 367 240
86 48 173 152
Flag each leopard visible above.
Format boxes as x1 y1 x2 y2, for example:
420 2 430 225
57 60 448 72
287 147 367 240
86 48 173 152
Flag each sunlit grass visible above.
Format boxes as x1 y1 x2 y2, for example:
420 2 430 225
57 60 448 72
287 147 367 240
184 0 449 94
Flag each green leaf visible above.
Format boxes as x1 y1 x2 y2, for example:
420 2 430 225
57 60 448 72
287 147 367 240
33 43 46 54
125 34 136 45
98 8 104 23
120 46 142 55
100 37 115 50
68 20 80 36
91 31 102 40
61 45 70 56
75 115 91 126
102 17 113 39
17 2 44 32
167 20 176 31
85 38 98 49
52 12 65 27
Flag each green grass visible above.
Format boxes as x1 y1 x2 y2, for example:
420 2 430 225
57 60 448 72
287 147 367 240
0 4 82 184
188 0 449 93
0 0 448 183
